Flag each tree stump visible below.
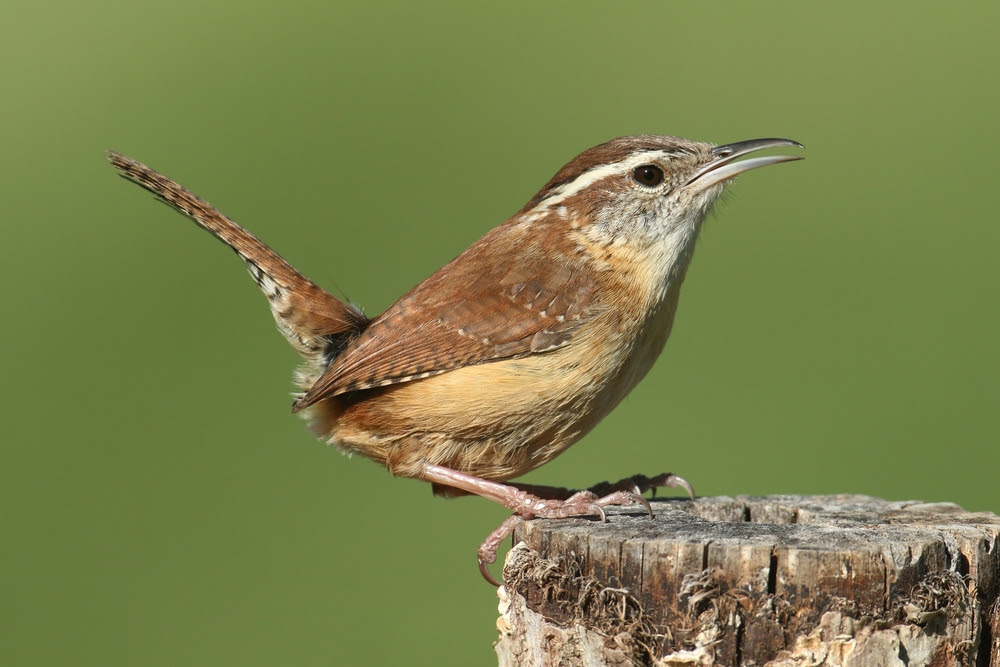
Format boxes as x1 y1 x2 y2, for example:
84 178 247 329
494 495 1000 666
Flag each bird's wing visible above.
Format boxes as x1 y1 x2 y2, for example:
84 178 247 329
292 219 598 411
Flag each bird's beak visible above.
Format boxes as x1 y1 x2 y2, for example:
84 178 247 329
685 138 804 192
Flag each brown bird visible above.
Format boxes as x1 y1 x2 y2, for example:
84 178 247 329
108 135 802 583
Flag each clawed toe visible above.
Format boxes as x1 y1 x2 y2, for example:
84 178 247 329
532 487 654 521
597 489 653 517
645 472 695 500
478 514 522 586
589 472 695 501
478 552 502 587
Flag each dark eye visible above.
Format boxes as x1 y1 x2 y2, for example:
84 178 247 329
632 164 664 187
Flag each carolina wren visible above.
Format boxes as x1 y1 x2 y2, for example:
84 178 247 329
109 135 803 583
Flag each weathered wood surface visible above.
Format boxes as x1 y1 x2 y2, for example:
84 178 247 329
494 495 1000 666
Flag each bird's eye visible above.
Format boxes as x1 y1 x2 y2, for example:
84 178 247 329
632 164 665 187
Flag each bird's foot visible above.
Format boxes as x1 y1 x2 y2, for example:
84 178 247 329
475 488 652 585
418 464 687 585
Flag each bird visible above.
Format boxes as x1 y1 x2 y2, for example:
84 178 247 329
108 135 803 583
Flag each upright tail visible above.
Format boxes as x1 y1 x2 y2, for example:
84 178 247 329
108 152 369 365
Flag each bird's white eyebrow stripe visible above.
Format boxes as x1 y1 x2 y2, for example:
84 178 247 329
535 150 672 210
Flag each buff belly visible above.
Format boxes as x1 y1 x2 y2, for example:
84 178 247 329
304 283 682 482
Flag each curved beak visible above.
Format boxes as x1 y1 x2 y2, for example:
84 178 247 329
685 138 804 192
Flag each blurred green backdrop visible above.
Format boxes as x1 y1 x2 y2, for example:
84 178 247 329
2 2 997 665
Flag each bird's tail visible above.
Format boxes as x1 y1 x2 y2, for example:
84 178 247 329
107 152 369 365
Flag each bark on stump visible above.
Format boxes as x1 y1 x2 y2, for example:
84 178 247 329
494 495 1000 666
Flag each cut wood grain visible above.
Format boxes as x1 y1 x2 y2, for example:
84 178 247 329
494 495 1000 666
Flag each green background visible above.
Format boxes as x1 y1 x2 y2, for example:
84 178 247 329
3 2 997 665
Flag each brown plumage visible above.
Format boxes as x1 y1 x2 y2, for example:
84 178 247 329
293 217 596 408
109 135 802 582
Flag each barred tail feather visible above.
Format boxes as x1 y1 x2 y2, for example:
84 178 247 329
108 151 369 363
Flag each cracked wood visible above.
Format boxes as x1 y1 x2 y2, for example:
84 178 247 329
496 495 1000 666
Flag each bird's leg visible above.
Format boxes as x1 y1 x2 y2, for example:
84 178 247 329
421 464 653 520
420 464 654 585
